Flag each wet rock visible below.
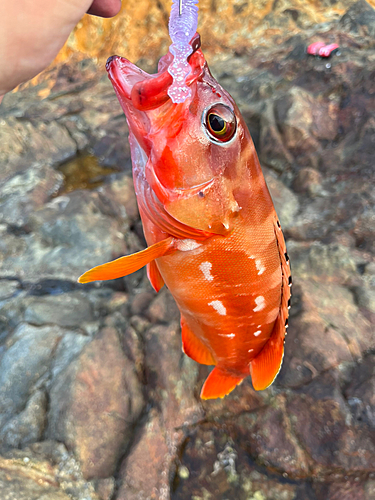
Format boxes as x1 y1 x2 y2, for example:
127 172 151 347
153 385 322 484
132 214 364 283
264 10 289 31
292 167 323 196
0 164 63 226
264 170 299 230
0 279 21 300
278 278 373 388
234 395 311 476
0 117 77 178
117 409 169 500
0 190 127 281
0 441 103 500
345 354 375 429
0 323 63 429
0 390 47 449
146 287 181 324
48 327 144 479
287 241 358 283
24 291 94 327
287 388 375 473
340 0 375 38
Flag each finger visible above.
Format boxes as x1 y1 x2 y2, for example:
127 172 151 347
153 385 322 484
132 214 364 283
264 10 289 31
87 0 122 17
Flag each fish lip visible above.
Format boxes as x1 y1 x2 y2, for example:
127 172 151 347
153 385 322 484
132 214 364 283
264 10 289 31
106 55 148 101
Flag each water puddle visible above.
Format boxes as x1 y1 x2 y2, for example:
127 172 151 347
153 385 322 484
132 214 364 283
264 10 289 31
56 153 119 194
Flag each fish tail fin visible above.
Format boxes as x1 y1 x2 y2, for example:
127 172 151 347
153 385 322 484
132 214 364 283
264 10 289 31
78 237 176 284
147 261 165 292
250 314 285 390
200 366 244 400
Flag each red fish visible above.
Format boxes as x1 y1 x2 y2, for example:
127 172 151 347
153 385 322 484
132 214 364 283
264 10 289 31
78 33 292 399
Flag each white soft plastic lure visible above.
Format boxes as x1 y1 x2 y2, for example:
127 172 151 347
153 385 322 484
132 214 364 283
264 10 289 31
168 0 199 103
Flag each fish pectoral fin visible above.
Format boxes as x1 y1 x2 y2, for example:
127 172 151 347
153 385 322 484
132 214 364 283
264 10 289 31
200 367 244 400
250 314 285 391
78 237 176 284
147 261 165 292
181 316 215 366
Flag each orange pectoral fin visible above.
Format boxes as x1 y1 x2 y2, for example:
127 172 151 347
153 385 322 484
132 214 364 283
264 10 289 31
147 260 165 292
181 316 215 366
78 237 176 284
250 314 285 391
200 367 245 400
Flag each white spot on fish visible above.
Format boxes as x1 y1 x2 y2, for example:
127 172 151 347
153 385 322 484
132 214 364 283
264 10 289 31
177 239 202 252
208 300 226 316
248 348 254 353
253 296 265 312
255 259 265 275
199 261 214 281
218 333 235 338
254 330 261 337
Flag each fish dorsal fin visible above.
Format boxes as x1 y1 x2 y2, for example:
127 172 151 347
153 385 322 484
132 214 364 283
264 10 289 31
147 261 165 292
78 237 176 283
250 218 291 390
200 366 245 400
181 316 215 366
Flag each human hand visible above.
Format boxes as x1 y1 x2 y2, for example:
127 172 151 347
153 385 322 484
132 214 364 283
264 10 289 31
0 0 121 100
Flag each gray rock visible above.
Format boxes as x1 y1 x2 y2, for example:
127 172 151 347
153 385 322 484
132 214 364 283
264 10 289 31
0 390 47 449
0 164 63 226
24 292 94 327
0 323 63 428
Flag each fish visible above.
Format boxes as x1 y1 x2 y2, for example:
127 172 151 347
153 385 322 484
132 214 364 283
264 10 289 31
78 33 292 399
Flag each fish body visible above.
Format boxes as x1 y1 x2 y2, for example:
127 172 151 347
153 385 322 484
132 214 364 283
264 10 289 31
79 34 291 399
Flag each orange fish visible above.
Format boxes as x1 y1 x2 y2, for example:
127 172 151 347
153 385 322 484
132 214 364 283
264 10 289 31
78 34 292 399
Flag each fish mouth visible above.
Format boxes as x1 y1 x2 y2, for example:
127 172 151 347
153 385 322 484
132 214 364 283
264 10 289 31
106 33 203 113
106 55 173 112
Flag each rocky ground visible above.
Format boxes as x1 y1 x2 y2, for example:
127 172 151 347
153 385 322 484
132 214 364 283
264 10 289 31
0 1 374 499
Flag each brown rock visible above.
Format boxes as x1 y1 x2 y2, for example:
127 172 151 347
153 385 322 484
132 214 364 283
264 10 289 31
47 327 144 479
292 167 323 196
117 409 170 500
287 388 375 473
345 354 375 429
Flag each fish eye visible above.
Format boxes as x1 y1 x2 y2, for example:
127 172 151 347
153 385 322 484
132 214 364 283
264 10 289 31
203 104 237 144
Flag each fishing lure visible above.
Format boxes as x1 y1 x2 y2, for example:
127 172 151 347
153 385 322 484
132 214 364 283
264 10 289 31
78 2 291 399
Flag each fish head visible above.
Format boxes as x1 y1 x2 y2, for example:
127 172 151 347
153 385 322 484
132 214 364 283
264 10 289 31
106 34 256 235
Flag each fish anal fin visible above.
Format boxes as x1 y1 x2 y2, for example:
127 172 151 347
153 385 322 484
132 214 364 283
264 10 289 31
147 261 164 292
200 366 244 400
250 314 285 391
181 317 215 366
78 237 176 284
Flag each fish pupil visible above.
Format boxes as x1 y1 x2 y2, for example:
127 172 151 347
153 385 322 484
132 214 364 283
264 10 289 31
209 114 226 133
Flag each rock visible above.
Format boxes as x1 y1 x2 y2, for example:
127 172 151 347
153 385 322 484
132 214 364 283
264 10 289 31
0 323 63 429
264 170 299 229
117 409 169 500
0 441 104 500
0 391 47 449
345 354 375 429
292 167 323 196
0 190 128 281
24 292 94 327
340 0 375 38
47 327 144 479
0 117 77 178
0 164 63 226
277 278 373 388
146 287 181 324
286 241 358 283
